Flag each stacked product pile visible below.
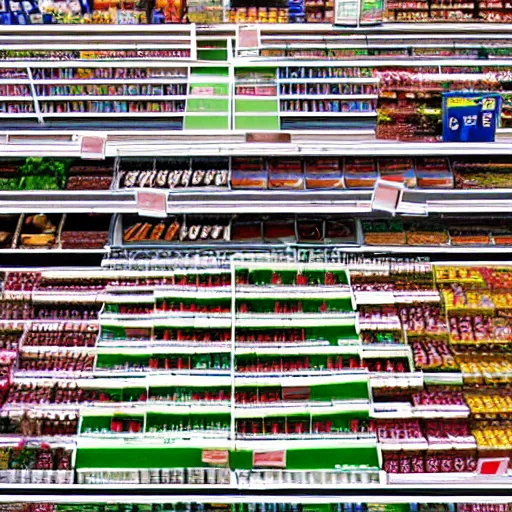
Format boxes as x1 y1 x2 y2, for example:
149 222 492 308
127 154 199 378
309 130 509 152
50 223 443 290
0 260 509 484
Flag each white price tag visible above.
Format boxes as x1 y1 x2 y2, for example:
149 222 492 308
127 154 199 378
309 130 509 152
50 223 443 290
237 24 260 56
80 135 106 160
136 190 168 218
371 179 403 214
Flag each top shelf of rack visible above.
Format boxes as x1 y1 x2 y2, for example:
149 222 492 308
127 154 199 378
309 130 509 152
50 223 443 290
4 132 512 158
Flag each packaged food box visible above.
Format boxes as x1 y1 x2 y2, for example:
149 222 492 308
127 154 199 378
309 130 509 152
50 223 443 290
362 219 406 245
268 158 304 189
379 158 416 188
415 158 454 189
232 217 263 242
344 158 378 188
324 219 357 244
231 158 268 189
405 220 449 246
297 218 324 242
263 217 296 242
305 158 344 189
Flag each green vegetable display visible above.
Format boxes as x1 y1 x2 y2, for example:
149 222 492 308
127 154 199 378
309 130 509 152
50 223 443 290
0 157 71 191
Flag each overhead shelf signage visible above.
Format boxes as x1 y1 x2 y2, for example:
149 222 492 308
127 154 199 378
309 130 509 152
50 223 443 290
442 92 501 143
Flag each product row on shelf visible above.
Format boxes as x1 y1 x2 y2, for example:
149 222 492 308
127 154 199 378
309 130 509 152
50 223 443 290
6 156 512 192
4 213 512 252
384 0 512 22
0 0 381 25
0 257 510 484
0 213 109 250
2 0 512 25
117 214 512 248
1 62 512 132
0 505 505 512
376 68 511 140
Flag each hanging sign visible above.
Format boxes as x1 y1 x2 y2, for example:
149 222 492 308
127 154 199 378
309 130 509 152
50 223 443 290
442 92 501 143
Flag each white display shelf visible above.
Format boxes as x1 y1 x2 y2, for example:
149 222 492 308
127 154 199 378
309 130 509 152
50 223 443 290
41 112 186 118
154 289 231 299
278 112 377 117
96 345 230 355
279 94 378 100
386 472 512 486
98 341 231 352
234 438 377 451
185 112 230 116
147 374 232 387
372 402 470 419
235 286 352 299
20 346 97 354
236 262 349 271
1 403 82 412
235 314 357 328
276 78 379 84
233 400 370 418
93 368 231 377
355 291 441 305
79 430 230 441
235 371 368 386
0 79 30 84
76 436 231 449
234 345 360 356
0 97 34 101
39 96 189 101
5 132 512 158
0 488 511 502
33 79 189 85
370 372 424 388
362 345 411 359
101 317 231 328
236 432 377 442
13 370 95 379
31 291 102 303
0 113 37 118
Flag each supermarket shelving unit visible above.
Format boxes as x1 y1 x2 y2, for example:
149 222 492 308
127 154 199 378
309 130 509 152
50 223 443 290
2 21 512 501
